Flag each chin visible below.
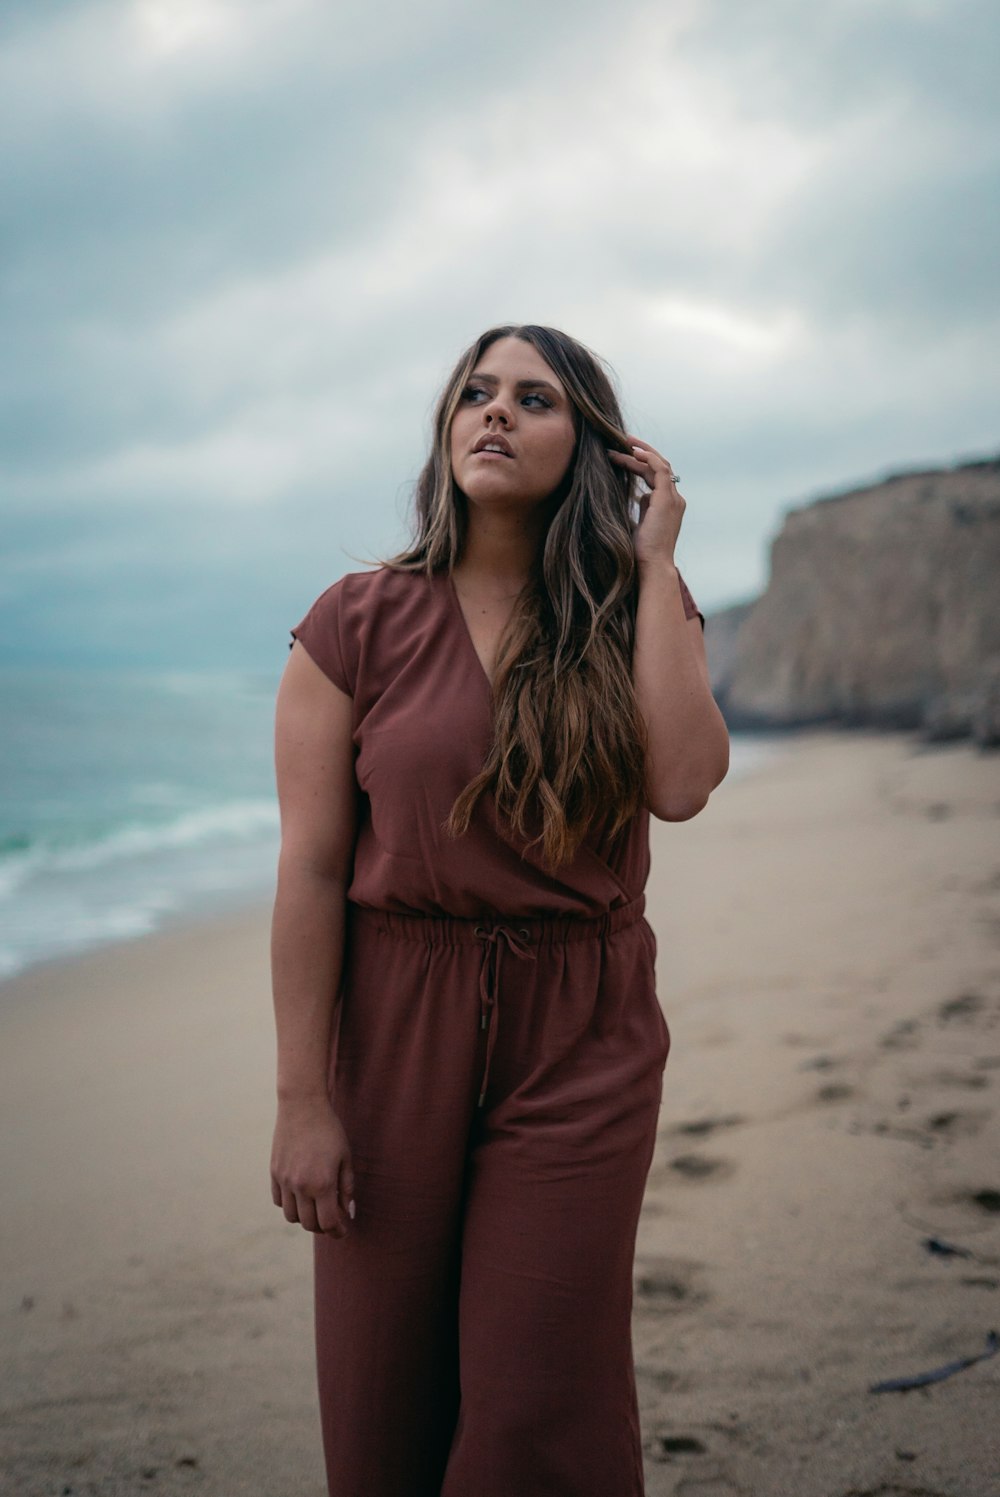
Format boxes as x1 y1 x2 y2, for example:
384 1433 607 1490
460 477 530 505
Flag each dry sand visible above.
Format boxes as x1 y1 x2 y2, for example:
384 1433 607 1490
1 729 998 1497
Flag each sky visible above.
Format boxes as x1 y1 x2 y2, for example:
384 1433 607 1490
2 0 997 669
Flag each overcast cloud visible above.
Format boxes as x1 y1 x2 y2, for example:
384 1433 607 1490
2 0 997 667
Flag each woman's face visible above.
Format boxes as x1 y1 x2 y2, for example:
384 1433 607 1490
449 337 577 511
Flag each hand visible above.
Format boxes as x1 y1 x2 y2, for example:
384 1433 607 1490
608 434 685 569
270 1094 355 1238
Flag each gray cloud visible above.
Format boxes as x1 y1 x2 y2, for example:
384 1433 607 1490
1 0 998 660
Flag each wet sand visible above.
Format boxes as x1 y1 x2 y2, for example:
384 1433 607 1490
1 729 998 1496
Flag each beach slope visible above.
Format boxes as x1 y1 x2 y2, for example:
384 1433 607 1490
1 730 998 1496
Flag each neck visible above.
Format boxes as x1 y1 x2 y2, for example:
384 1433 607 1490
454 502 552 592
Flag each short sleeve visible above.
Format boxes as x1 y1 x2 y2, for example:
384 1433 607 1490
675 568 706 631
290 577 353 695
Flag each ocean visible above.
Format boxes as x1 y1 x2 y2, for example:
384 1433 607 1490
0 665 280 980
0 665 787 981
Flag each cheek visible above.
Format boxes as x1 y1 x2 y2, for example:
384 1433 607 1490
550 425 577 481
448 416 468 470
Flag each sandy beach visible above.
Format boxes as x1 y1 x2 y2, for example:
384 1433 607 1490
2 729 998 1497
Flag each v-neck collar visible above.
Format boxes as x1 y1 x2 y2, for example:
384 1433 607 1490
440 570 494 691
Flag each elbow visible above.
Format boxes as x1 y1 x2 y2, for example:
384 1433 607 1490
647 787 711 822
276 846 353 891
646 737 729 822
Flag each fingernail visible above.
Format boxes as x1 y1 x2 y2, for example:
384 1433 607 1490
348 1199 356 1220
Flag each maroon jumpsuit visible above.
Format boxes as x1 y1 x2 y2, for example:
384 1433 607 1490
290 564 704 1497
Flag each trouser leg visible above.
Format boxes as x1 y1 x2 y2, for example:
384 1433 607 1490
314 912 481 1497
442 916 668 1497
314 1225 460 1496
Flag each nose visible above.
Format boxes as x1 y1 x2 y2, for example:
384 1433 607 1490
483 392 513 427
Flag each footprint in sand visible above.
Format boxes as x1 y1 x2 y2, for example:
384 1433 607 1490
633 1255 710 1313
880 1019 922 1051
633 1365 694 1394
929 1068 990 1090
937 992 987 1024
798 1053 839 1072
643 1425 752 1497
655 1435 707 1455
664 1114 745 1140
856 1118 933 1148
924 1108 991 1140
669 1153 735 1183
816 1081 855 1103
900 1181 1000 1237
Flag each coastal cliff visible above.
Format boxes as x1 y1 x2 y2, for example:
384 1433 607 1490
707 456 1000 744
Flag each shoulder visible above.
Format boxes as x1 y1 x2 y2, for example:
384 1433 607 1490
291 565 438 697
289 569 386 696
306 564 388 609
299 565 427 624
675 567 706 631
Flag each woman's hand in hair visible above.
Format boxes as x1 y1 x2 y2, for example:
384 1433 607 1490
607 435 685 569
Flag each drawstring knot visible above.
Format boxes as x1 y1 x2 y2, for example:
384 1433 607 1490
474 922 536 1108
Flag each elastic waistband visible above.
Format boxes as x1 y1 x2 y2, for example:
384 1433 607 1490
348 893 646 949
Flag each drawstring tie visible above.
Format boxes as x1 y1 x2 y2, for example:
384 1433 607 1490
474 922 536 1108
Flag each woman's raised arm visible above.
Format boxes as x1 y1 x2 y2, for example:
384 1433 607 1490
609 435 729 819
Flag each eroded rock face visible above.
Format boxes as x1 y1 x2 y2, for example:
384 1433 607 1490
712 457 1000 739
703 599 755 706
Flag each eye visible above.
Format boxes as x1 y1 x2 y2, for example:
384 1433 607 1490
460 384 488 403
522 392 553 409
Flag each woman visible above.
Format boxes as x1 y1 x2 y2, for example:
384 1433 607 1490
270 323 729 1497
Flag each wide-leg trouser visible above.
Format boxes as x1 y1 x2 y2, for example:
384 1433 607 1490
314 894 670 1497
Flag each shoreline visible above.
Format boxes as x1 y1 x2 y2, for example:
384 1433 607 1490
0 726 794 992
0 894 275 1018
2 726 998 1495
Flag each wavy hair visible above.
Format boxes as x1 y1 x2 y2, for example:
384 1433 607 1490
381 324 647 869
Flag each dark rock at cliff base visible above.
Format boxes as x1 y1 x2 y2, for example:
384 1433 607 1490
971 662 1000 748
708 456 1000 745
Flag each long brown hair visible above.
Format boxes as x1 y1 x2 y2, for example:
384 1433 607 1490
382 324 647 869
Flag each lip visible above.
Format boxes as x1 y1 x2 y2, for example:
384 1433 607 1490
472 433 514 458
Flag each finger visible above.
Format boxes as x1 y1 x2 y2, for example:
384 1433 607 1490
296 1193 322 1235
282 1188 301 1225
608 451 655 482
609 445 665 473
340 1157 357 1225
622 440 660 462
618 438 680 480
638 452 677 482
318 1155 354 1236
317 1189 348 1238
617 451 681 491
623 435 662 459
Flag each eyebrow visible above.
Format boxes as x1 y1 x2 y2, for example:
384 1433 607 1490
467 374 563 397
